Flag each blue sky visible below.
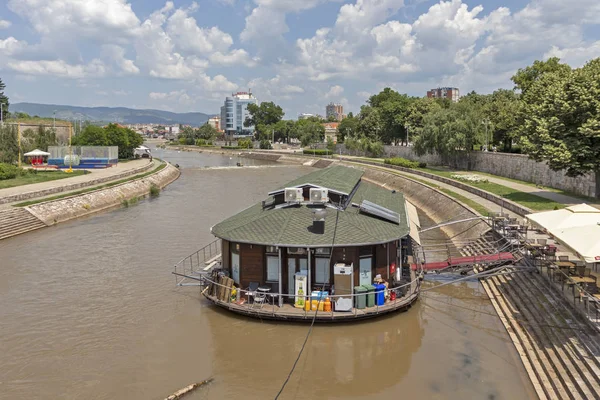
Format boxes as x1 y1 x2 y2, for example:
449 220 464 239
1 0 599 119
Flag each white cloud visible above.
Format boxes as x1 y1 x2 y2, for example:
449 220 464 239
7 0 139 42
0 19 11 29
544 41 600 67
0 37 28 56
209 49 258 66
7 59 107 79
102 44 139 75
166 6 233 55
149 89 193 106
356 91 371 99
326 85 344 97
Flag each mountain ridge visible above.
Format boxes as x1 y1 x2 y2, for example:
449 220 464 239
11 102 212 126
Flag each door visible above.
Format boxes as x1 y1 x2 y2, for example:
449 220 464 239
231 249 240 285
359 256 372 286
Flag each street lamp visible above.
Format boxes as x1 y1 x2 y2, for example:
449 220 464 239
404 124 410 147
481 118 491 151
1 102 3 125
53 110 56 131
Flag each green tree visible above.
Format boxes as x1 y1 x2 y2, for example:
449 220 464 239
73 125 108 146
367 88 415 145
326 137 336 152
297 119 325 147
356 105 381 141
512 57 571 95
197 123 217 140
338 114 358 143
0 77 8 121
0 124 18 163
519 57 600 197
406 97 442 131
484 89 520 151
244 102 284 129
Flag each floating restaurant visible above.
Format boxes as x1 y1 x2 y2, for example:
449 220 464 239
174 165 424 322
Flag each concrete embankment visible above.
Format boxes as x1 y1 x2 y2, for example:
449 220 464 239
0 161 155 205
27 163 180 226
0 163 180 240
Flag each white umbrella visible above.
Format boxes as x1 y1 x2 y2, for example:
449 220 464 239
24 149 51 156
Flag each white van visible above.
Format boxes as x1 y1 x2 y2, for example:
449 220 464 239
134 145 152 158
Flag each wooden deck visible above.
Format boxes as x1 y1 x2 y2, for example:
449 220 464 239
202 271 421 323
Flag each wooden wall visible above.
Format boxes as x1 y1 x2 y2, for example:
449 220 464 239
222 240 230 273
239 243 264 290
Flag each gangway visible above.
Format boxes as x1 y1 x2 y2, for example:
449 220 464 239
173 239 222 287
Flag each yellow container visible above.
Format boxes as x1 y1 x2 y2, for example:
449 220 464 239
304 298 311 311
311 300 318 311
318 301 324 311
324 298 331 312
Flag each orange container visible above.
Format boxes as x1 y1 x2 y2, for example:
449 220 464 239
323 298 331 312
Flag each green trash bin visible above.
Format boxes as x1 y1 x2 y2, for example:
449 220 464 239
354 286 367 309
363 284 375 308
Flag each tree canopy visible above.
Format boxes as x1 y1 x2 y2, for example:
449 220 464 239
518 58 600 195
0 77 8 121
74 123 143 159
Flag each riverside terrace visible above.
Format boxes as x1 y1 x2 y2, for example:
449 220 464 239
173 165 424 322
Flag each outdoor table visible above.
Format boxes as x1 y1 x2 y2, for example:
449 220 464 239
571 277 596 284
556 261 576 269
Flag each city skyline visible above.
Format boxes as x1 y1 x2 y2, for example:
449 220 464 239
0 0 599 118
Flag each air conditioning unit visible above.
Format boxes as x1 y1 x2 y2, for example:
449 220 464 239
309 188 329 203
284 188 303 203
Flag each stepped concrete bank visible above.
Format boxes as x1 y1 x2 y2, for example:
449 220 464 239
0 163 180 240
26 162 180 226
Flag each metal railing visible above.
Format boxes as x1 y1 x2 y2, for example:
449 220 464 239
173 239 222 286
199 270 422 319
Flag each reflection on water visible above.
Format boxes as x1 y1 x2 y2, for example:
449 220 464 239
0 149 533 400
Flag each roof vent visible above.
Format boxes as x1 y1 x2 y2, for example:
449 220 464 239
312 208 326 234
285 188 303 203
309 187 329 204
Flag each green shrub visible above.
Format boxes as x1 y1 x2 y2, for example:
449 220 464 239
302 149 332 155
238 138 253 149
0 163 20 180
259 140 272 149
149 183 160 197
384 157 419 168
221 146 241 149
418 162 427 168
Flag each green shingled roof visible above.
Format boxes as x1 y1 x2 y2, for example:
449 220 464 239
273 165 363 195
212 166 409 247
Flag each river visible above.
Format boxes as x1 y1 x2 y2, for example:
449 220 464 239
0 147 534 399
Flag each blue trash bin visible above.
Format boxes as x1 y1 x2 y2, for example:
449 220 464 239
374 283 385 306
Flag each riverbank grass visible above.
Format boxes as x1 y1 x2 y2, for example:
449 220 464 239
0 170 85 189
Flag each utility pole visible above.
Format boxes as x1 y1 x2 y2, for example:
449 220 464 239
405 124 409 147
66 123 73 173
53 110 56 131
482 118 491 151
17 122 21 168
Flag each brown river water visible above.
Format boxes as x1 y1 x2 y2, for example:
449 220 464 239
0 148 535 399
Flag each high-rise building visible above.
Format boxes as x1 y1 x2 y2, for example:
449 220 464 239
325 103 344 121
220 91 258 138
426 87 460 102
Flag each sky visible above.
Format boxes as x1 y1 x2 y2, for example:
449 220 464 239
0 0 599 118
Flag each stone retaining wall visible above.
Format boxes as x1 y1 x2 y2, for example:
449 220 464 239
26 163 180 225
335 144 597 198
0 161 155 205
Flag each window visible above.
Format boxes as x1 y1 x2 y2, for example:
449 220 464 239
266 256 279 282
315 258 330 284
287 247 307 255
231 243 240 284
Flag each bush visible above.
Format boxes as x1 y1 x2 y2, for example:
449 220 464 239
384 157 420 168
418 162 427 168
238 138 253 149
0 163 21 180
259 140 272 149
221 146 241 149
302 149 332 155
149 183 160 197
195 139 214 147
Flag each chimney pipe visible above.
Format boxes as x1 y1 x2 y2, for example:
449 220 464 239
312 209 326 234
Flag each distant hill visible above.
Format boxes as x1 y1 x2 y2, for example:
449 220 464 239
11 102 212 126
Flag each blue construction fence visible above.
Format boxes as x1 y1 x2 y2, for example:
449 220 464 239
48 146 118 169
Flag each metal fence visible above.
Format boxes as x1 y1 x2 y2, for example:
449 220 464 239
48 146 118 160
